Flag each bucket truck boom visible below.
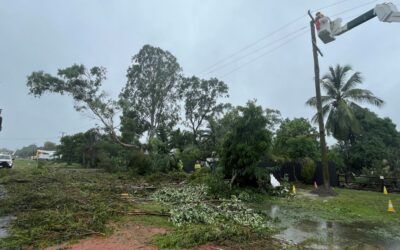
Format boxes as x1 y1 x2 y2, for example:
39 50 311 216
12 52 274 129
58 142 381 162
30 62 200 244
316 2 400 44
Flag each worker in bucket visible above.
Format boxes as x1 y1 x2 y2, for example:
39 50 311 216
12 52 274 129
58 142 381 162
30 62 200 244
315 12 324 30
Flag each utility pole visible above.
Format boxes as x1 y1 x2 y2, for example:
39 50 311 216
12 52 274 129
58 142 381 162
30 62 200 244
0 109 2 132
308 11 331 191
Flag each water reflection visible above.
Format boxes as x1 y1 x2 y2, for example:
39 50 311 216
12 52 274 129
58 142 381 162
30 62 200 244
268 204 400 250
0 216 14 238
0 185 11 239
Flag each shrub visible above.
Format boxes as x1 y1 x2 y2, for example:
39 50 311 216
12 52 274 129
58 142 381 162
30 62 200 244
97 154 124 173
301 157 316 184
328 149 346 173
220 101 272 187
253 167 270 191
150 153 173 173
204 172 231 199
126 150 152 175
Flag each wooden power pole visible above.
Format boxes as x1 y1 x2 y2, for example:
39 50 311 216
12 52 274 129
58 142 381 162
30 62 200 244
308 11 330 191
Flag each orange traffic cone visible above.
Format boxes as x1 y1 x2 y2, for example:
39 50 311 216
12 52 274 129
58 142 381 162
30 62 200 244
383 186 388 195
388 200 396 213
292 185 296 194
314 181 318 190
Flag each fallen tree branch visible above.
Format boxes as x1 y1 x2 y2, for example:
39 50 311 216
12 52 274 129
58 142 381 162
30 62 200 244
124 209 170 217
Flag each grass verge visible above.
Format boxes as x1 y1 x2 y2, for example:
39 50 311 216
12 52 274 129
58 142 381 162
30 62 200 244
0 161 138 249
269 187 400 223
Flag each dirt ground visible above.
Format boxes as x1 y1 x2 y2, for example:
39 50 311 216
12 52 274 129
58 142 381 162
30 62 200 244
45 222 223 250
45 222 164 250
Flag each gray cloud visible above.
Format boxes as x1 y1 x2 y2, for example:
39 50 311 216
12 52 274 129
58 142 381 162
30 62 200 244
1 0 399 149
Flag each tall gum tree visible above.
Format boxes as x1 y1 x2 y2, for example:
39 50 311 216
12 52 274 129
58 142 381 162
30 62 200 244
119 45 182 143
180 76 229 145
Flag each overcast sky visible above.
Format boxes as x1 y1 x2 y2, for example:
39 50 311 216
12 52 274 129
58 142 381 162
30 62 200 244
1 0 400 150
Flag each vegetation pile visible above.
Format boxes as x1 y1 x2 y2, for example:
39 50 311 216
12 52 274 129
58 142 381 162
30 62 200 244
151 184 273 248
152 185 269 228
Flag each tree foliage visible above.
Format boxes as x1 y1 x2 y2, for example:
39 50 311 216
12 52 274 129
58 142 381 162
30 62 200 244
202 106 239 155
339 108 400 173
58 129 124 168
43 141 57 151
306 64 383 142
26 64 133 148
180 76 229 144
120 45 182 141
274 118 319 160
221 101 272 186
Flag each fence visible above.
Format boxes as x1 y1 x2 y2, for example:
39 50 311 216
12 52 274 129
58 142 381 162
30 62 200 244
338 174 400 193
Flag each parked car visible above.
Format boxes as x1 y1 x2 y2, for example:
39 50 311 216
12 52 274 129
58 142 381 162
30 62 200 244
0 154 13 168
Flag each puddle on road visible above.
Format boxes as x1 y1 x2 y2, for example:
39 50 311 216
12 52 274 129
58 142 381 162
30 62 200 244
0 216 14 238
267 204 400 249
0 185 13 239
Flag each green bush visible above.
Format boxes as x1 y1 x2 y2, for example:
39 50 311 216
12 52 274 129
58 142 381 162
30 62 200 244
204 172 231 199
220 101 272 187
126 150 152 175
150 153 172 173
253 167 270 191
97 155 123 173
328 149 346 173
301 157 316 184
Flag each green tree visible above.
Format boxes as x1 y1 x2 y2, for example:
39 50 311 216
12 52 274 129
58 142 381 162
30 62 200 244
168 128 193 152
180 76 229 144
15 144 38 158
274 118 319 160
119 45 182 142
58 129 125 168
221 101 272 187
342 107 400 173
265 108 283 133
203 105 238 155
306 64 384 142
26 64 135 148
42 141 57 151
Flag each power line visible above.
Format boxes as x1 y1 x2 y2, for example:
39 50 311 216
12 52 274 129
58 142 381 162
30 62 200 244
220 31 308 78
331 0 378 17
311 0 353 12
208 26 308 74
199 0 358 74
208 0 382 78
199 15 306 74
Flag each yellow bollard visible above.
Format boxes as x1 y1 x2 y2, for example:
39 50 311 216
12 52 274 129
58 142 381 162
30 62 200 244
292 185 296 194
388 200 396 213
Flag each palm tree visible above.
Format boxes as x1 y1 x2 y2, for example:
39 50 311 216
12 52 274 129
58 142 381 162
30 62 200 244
306 64 384 142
